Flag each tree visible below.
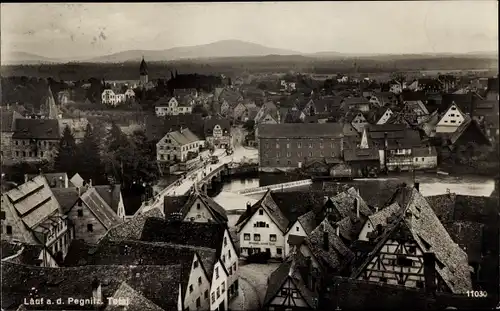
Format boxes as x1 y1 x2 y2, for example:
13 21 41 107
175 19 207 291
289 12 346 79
243 119 255 132
257 83 267 90
192 104 209 117
54 125 78 175
107 122 129 153
77 123 105 184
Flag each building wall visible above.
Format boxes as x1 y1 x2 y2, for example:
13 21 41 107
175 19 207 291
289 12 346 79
1 132 14 161
66 199 107 244
239 207 285 259
210 261 228 311
351 114 369 133
386 149 413 171
44 217 71 259
157 134 201 163
413 155 437 170
220 229 239 299
11 138 58 163
259 137 342 171
377 109 394 125
284 221 308 257
184 254 211 311
358 239 426 289
0 196 35 243
269 278 310 308
183 197 218 223
436 104 466 133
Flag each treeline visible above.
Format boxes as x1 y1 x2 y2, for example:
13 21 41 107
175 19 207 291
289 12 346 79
166 72 223 93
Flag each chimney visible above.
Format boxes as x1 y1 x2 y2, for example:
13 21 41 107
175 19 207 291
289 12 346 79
423 252 437 294
384 132 388 149
77 187 81 196
428 145 432 155
322 231 329 251
375 206 379 213
355 198 360 219
91 278 102 304
89 179 92 187
335 224 340 236
246 202 252 214
414 182 420 192
340 136 344 157
24 174 28 183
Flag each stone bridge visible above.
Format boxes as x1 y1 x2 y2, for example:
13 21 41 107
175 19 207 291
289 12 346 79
232 179 313 196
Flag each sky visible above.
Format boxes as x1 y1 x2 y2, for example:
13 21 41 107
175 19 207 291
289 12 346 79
1 2 498 59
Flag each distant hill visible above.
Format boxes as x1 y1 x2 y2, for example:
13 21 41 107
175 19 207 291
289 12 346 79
86 40 301 63
1 51 59 65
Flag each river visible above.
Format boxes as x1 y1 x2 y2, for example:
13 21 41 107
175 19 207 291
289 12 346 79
213 173 496 227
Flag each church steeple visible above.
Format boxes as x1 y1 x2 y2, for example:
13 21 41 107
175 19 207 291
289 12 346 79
139 56 148 86
41 85 58 119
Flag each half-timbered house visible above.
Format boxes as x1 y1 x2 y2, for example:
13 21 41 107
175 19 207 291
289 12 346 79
351 185 472 294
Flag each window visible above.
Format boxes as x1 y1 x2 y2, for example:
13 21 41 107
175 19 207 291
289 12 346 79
222 282 225 293
222 255 226 263
0 211 5 220
281 289 287 296
309 152 313 157
77 209 83 217
233 263 237 271
309 143 313 148
244 233 250 240
259 209 263 215
277 248 282 255
196 297 200 308
204 290 209 299
215 267 219 279
297 142 302 148
87 224 93 232
396 255 412 267
194 260 199 268
415 158 418 162
78 200 82 207
296 226 299 232
319 142 324 148
216 287 220 298
270 234 277 242
224 237 227 246
229 266 233 275
276 143 280 148
228 250 231 259
297 152 302 157
6 225 12 235
189 285 194 293
197 203 200 210
211 292 215 303
276 152 281 157
286 152 291 157
421 158 424 161
198 277 202 285
254 234 261 241
286 143 290 148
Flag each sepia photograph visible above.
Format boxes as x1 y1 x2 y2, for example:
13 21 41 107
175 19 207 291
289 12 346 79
0 1 499 310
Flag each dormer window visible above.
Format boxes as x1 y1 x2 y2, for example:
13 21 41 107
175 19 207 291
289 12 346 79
259 209 263 215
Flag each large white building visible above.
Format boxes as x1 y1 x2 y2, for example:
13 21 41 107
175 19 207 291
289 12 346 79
156 128 202 163
155 97 193 117
435 103 467 133
101 88 135 106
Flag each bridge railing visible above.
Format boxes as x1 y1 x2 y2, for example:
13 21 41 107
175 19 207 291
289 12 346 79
235 179 313 195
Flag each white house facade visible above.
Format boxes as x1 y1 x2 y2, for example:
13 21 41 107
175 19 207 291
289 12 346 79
435 103 466 133
156 128 202 163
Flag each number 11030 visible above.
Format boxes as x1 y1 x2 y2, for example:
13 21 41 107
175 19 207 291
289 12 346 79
466 291 487 298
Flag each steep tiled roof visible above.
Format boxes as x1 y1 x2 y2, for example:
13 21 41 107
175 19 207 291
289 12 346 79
306 220 354 271
297 210 318 236
4 175 60 229
257 123 344 139
1 240 23 259
80 187 120 230
366 202 401 230
401 91 426 102
164 191 228 223
1 261 180 311
447 221 484 263
352 186 472 294
12 118 60 140
236 189 288 232
1 110 22 132
101 208 163 242
2 243 46 266
51 187 80 214
343 147 379 162
140 218 227 256
64 239 217 295
105 282 164 311
330 188 372 219
168 128 200 145
94 185 122 214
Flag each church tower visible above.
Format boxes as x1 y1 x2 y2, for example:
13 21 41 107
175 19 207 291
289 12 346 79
139 56 148 86
40 85 59 119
